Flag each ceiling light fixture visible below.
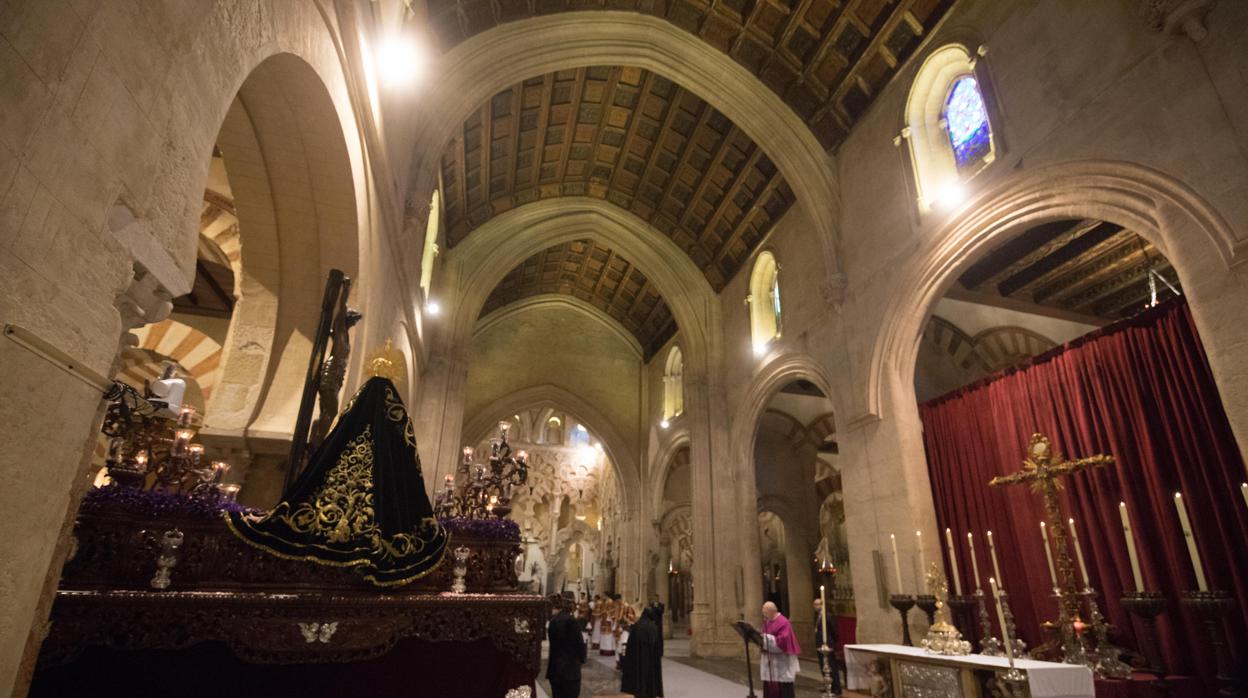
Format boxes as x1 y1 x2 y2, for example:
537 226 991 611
934 181 966 210
425 300 440 316
375 35 424 89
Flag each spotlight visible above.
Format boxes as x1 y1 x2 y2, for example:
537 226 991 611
934 181 966 210
375 35 424 89
659 419 670 430
752 340 768 357
425 300 440 316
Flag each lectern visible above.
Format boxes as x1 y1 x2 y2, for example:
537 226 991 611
731 620 763 698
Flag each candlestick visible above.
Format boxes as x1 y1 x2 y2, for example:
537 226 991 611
1117 502 1144 592
1040 522 1058 588
987 530 1004 590
819 584 828 647
916 530 925 586
1173 492 1208 591
967 532 982 591
1067 517 1090 587
945 528 962 596
990 577 1016 666
890 533 904 593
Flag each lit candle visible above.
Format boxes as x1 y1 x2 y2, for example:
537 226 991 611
915 530 926 589
987 530 1004 590
1241 483 1248 512
1118 502 1144 592
990 577 1016 665
967 532 982 591
178 406 193 427
1039 522 1058 588
134 450 149 469
1173 492 1208 591
945 528 962 595
462 446 474 462
1067 517 1090 587
819 584 828 649
890 533 904 594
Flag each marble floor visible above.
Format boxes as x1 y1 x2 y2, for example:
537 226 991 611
535 637 866 698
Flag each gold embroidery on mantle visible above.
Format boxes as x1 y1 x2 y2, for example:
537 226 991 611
277 426 378 545
384 385 418 452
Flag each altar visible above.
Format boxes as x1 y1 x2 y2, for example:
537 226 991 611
845 644 1094 698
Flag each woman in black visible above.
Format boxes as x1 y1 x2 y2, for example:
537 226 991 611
620 606 664 698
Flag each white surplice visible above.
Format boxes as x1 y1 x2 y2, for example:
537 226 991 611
760 633 800 683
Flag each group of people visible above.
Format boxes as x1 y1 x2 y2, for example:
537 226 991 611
547 593 841 698
545 593 667 698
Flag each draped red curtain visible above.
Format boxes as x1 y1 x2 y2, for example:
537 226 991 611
920 299 1248 685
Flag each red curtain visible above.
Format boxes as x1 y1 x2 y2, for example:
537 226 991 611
920 299 1248 684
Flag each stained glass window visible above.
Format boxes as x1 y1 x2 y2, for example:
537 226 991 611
944 75 991 170
769 275 782 327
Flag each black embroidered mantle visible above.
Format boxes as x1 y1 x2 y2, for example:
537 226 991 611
224 377 447 586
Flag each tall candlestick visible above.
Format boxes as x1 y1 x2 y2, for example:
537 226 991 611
890 533 904 593
1118 502 1144 592
967 532 982 591
990 577 1016 664
1067 517 1090 587
819 584 828 647
1039 522 1058 588
1173 492 1208 591
915 530 925 586
987 530 1004 590
945 528 962 595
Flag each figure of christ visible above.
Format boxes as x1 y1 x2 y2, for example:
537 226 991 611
760 601 801 698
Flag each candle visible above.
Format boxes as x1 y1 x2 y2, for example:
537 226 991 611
1241 483 1248 512
1039 522 1058 588
967 532 982 591
819 584 828 649
1068 517 1090 587
1118 502 1144 592
915 530 926 588
987 530 1004 590
990 577 1016 665
945 528 962 595
890 533 904 593
1173 492 1208 591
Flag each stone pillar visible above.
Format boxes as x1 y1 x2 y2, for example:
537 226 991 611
656 538 673 638
784 526 816 653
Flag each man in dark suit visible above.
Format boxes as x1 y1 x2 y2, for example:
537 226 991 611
648 594 666 655
546 594 587 698
813 597 842 697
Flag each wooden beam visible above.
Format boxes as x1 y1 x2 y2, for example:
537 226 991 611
675 124 742 233
1027 234 1140 304
694 141 763 250
554 68 590 185
581 68 624 191
709 168 784 272
653 100 717 226
479 101 493 213
627 81 688 214
604 71 656 198
507 80 523 203
962 220 1102 293
529 73 555 191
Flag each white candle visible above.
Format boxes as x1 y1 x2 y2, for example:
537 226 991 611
1173 492 1208 591
890 533 904 593
1241 483 1248 512
1039 522 1058 588
819 584 828 648
967 532 982 591
1119 502 1144 592
945 528 962 595
990 577 1016 665
916 530 926 589
987 530 1004 590
1068 517 1090 587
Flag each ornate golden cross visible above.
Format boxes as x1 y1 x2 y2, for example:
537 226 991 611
990 434 1113 616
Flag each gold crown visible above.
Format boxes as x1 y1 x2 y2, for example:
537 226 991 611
365 339 405 386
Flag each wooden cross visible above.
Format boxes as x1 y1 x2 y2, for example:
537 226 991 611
990 434 1114 614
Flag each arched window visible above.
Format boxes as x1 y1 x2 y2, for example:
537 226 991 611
749 251 781 354
903 44 997 212
418 188 441 297
663 346 684 420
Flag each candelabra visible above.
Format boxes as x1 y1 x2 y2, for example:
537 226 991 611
1180 590 1238 698
1077 587 1130 679
889 594 915 646
101 386 237 502
996 590 1028 659
946 594 977 642
1120 591 1169 694
975 588 1004 656
915 594 938 627
818 643 836 698
435 421 529 520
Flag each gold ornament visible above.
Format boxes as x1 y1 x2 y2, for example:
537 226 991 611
366 339 406 387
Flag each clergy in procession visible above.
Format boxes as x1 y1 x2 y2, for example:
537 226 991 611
589 594 603 650
598 595 618 656
759 601 801 698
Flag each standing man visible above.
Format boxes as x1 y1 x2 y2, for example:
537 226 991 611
546 595 586 698
760 601 801 698
813 597 842 697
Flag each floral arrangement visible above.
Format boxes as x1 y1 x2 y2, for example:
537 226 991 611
439 516 521 542
78 485 254 520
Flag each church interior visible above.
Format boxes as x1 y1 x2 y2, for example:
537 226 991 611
2 0 1247 696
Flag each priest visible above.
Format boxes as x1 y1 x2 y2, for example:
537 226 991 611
760 601 801 698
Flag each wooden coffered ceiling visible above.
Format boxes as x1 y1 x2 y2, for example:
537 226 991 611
479 239 677 358
426 0 955 149
440 65 795 292
956 220 1182 322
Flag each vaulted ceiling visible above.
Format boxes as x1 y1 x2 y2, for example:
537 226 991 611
479 239 677 357
957 220 1182 321
426 0 955 149
440 65 795 292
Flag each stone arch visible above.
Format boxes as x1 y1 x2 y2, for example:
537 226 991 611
731 353 842 466
649 431 693 511
404 13 843 292
462 384 642 514
868 159 1244 426
206 53 361 437
125 319 224 403
475 294 644 359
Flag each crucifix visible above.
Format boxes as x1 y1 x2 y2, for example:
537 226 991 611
990 433 1113 659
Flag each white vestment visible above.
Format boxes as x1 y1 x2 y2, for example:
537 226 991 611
760 633 800 683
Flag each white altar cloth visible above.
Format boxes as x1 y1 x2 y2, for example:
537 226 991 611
845 643 1094 698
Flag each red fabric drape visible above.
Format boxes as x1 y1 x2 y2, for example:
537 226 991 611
920 300 1248 685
